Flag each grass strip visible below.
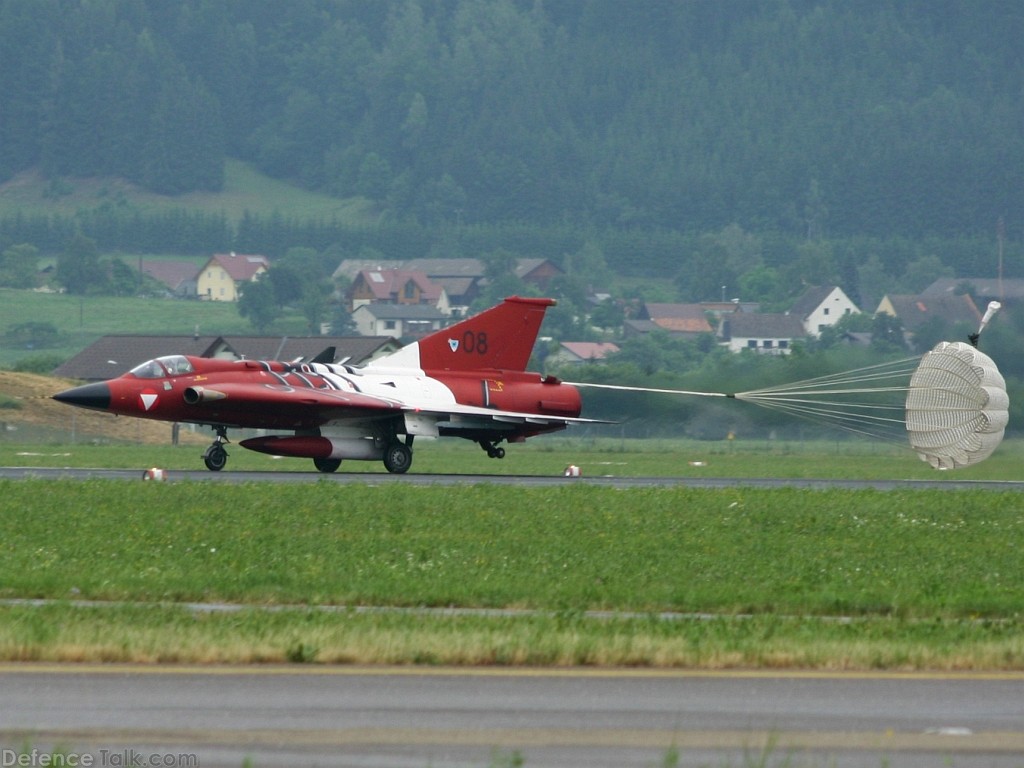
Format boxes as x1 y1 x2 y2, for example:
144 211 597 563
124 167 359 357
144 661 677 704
2 604 1022 669
2 480 1022 618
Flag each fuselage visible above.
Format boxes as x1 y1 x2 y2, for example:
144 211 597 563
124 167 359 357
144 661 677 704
55 354 582 435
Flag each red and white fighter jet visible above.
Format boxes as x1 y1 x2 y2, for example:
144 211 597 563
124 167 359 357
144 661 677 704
53 296 598 473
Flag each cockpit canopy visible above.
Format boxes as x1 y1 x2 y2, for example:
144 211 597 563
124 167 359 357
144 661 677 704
129 355 194 379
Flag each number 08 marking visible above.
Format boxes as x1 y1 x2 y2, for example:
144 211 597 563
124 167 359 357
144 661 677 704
462 330 489 355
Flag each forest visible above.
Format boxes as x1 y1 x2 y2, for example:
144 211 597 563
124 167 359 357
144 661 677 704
1 0 1022 245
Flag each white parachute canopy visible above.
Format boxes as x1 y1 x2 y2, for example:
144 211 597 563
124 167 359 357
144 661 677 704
905 341 1009 470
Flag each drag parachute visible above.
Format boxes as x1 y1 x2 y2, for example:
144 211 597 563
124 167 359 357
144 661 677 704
569 301 1010 470
905 341 1009 470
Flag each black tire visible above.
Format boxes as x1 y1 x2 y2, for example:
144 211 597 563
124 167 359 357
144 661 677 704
203 445 227 471
313 457 342 473
383 442 412 474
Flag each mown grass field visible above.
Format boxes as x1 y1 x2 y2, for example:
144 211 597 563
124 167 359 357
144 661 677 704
1 439 1023 669
0 288 312 369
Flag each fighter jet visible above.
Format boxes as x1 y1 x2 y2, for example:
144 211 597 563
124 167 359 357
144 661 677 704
53 296 598 473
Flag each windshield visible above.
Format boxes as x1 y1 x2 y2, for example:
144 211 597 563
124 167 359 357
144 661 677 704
129 355 193 379
158 355 194 375
129 359 167 379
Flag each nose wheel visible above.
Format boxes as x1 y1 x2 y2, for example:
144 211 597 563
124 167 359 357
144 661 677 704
203 428 229 471
479 440 506 459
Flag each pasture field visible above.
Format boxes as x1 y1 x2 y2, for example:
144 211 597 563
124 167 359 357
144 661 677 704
0 288 311 369
1 448 1023 668
0 159 376 224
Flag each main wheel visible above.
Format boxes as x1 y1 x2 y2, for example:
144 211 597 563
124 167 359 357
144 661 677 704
383 442 412 474
313 457 342 473
203 444 228 471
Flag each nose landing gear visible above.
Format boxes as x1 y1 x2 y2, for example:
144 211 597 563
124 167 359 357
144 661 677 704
478 440 506 459
203 427 229 471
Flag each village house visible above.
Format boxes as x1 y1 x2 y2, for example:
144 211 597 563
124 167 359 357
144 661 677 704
346 269 451 315
719 313 807 354
625 303 715 339
875 293 981 342
196 253 269 302
333 257 564 315
787 285 860 337
350 303 447 339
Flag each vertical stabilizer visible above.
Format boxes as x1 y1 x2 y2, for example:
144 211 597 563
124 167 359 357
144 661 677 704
370 296 555 372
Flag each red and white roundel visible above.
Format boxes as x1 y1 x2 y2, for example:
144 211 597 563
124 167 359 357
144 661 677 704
139 389 159 411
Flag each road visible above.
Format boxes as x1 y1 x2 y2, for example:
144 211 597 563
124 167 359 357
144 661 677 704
2 665 1023 768
2 465 1024 491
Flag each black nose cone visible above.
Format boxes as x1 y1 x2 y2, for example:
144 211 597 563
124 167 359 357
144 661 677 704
53 382 111 411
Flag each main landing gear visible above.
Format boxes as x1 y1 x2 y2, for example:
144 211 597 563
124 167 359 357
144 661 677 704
383 436 413 474
478 439 506 459
203 427 229 471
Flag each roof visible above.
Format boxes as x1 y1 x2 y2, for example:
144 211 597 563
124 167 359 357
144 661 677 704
355 269 443 302
430 276 478 299
878 294 981 331
406 258 486 277
640 303 714 333
788 285 842 318
354 303 447 321
140 260 200 292
226 336 398 364
207 253 269 282
332 259 403 281
53 335 226 380
920 277 1024 301
558 342 620 361
514 258 563 280
53 335 397 381
722 313 807 339
334 257 563 283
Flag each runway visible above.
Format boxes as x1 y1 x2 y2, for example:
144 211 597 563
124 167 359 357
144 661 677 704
3 465 1024 491
2 664 1023 768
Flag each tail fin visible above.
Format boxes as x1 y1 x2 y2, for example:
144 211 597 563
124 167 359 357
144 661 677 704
371 296 555 372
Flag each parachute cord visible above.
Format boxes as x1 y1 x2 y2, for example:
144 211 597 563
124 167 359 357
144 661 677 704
565 381 730 397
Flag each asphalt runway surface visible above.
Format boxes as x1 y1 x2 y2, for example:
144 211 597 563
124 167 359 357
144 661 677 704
2 664 1024 768
3 465 1024 491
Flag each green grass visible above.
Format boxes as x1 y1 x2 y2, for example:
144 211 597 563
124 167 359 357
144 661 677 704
3 603 1021 669
0 159 378 225
2 439 1023 669
2 480 1018 617
0 288 311 368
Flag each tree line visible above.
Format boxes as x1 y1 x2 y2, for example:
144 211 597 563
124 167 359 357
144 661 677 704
1 0 1023 242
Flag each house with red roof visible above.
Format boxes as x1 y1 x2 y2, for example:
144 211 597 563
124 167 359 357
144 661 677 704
196 253 269 301
346 268 450 315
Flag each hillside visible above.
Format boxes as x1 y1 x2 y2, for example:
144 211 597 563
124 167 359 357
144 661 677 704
0 370 203 445
3 1 1022 238
0 160 378 226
